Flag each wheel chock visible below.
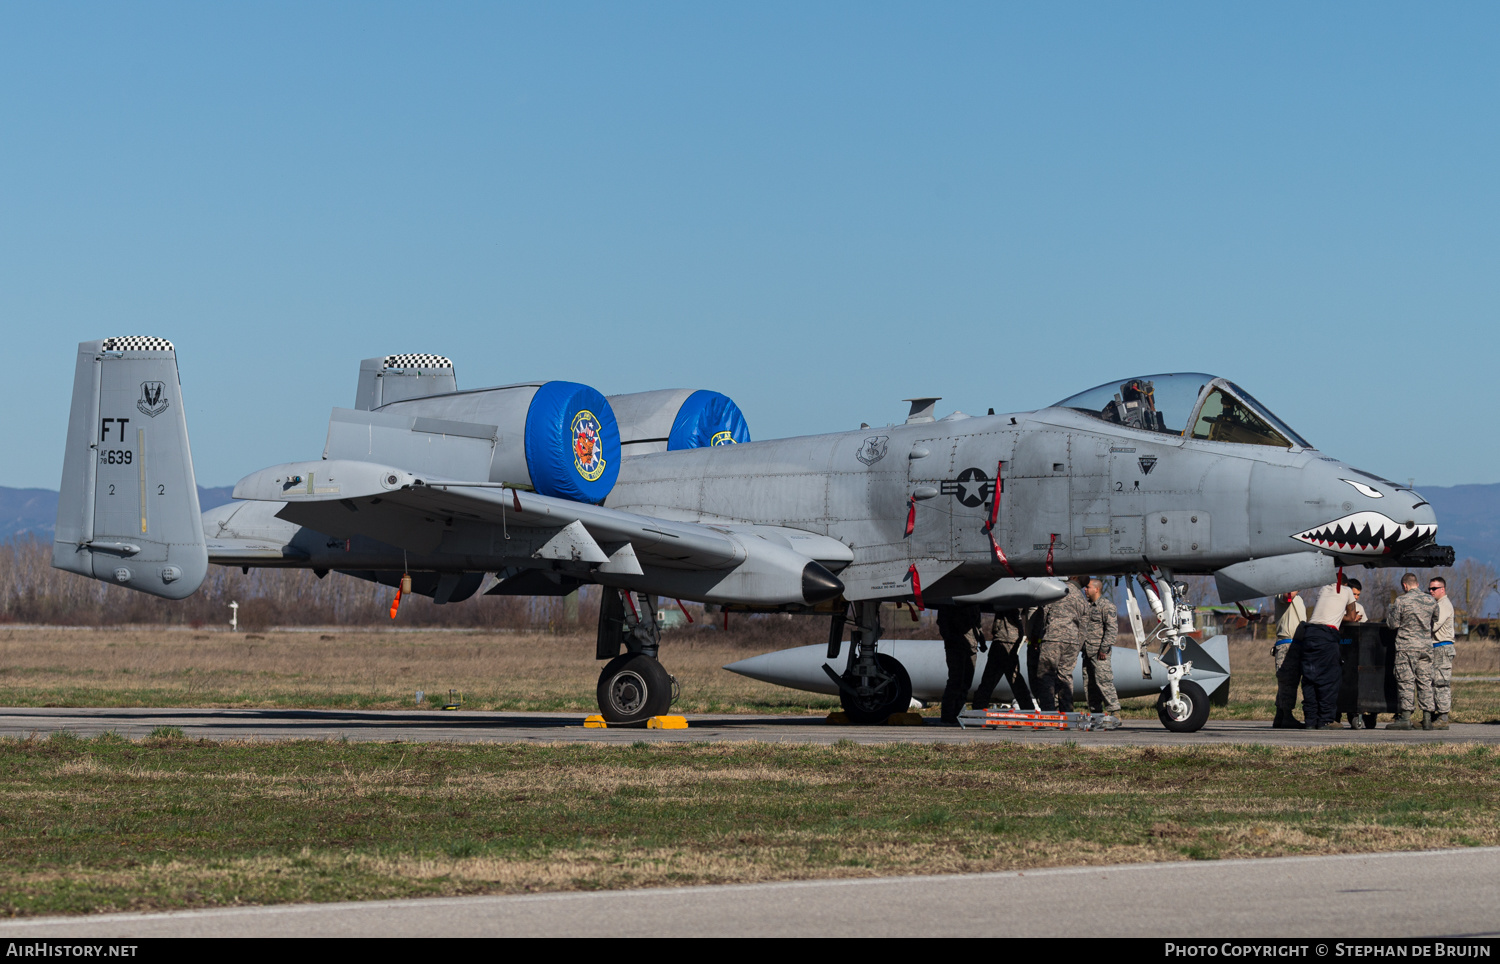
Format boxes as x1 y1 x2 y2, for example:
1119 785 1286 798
583 714 608 728
647 715 688 729
885 712 925 726
825 711 851 724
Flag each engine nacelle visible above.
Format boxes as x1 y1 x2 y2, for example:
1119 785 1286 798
608 388 751 457
329 381 621 504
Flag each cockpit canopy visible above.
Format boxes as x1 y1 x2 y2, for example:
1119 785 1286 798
1053 373 1312 449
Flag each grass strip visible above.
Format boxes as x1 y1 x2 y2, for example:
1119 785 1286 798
1 735 1497 917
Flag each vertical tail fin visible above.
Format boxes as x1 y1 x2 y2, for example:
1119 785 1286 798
52 337 208 599
354 354 456 410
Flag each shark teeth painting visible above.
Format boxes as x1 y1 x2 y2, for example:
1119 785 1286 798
1292 511 1437 556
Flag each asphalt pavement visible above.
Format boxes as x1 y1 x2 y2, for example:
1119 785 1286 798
3 847 1497 937
0 705 1495 745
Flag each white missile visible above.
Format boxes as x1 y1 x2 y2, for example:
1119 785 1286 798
724 635 1231 704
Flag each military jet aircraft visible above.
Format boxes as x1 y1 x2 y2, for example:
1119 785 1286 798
53 340 1449 728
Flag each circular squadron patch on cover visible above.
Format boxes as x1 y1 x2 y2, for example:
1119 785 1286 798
710 430 737 446
572 410 607 482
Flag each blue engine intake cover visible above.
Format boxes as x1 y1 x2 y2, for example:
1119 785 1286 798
667 390 752 450
524 381 621 503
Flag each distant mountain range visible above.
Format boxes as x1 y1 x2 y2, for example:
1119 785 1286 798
5 483 1498 571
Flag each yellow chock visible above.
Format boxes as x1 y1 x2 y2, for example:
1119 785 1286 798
647 715 688 729
583 714 608 728
885 712 925 726
825 711 851 724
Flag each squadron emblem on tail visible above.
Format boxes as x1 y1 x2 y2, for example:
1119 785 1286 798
137 381 169 417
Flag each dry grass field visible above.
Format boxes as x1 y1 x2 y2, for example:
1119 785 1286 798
2 625 1497 918
2 736 1498 917
1 625 1498 722
0 624 843 715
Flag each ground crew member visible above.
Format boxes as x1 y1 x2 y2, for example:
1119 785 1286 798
1036 577 1088 712
1429 576 1454 730
1385 572 1439 730
1081 578 1122 716
1338 580 1366 728
1273 590 1308 729
1300 580 1359 729
972 607 1037 710
937 603 986 725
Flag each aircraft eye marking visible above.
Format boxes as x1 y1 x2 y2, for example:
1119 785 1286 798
1340 479 1384 499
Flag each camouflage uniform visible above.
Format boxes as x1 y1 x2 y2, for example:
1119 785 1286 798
972 608 1036 710
1386 588 1439 716
1036 582 1087 712
937 604 986 723
1081 594 1121 714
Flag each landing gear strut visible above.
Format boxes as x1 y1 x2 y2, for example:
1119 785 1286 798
1128 571 1210 733
823 601 913 724
595 589 678 725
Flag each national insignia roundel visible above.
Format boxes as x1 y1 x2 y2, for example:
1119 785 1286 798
572 410 607 482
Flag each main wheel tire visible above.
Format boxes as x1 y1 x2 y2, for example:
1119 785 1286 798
597 653 673 726
1156 679 1211 733
839 654 914 725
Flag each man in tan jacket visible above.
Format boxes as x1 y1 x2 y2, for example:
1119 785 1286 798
1429 576 1455 730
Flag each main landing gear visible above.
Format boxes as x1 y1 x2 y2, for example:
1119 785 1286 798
595 589 679 725
822 601 913 724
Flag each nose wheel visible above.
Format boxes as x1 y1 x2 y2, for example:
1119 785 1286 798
1156 678 1210 732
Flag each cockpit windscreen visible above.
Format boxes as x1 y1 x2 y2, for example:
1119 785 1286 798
1053 373 1312 449
1054 373 1213 436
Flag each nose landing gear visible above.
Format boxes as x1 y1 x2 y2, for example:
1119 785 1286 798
1128 571 1212 733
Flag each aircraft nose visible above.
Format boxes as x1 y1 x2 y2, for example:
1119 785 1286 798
1289 464 1438 557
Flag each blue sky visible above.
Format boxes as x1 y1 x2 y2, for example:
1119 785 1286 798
3 2 1496 490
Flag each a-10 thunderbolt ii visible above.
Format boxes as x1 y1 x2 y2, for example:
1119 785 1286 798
53 338 1450 729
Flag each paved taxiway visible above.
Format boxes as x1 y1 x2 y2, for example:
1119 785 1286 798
0 706 1496 745
3 847 1497 937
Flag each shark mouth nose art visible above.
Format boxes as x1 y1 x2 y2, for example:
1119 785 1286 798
1292 511 1436 555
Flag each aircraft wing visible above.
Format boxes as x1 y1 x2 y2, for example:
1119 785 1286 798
231 459 851 605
